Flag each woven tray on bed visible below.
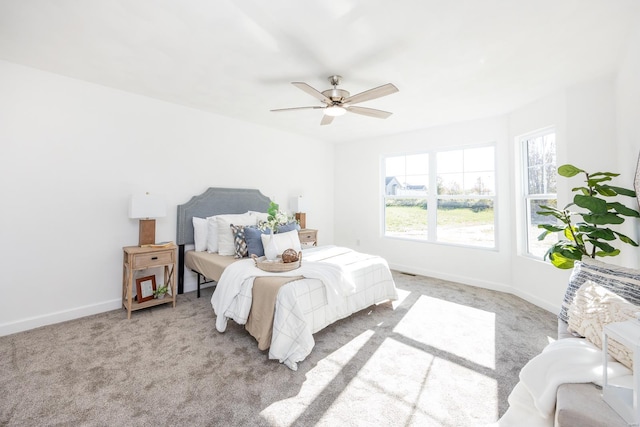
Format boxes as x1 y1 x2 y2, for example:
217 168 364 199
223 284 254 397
252 252 302 272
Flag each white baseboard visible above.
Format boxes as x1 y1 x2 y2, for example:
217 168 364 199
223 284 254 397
388 262 560 315
0 299 122 337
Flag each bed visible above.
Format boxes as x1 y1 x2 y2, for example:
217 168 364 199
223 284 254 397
176 187 398 370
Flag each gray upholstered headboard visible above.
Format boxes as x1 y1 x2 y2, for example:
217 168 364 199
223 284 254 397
175 187 271 293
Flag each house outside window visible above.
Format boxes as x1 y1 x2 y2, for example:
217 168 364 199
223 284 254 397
383 145 496 248
521 128 557 258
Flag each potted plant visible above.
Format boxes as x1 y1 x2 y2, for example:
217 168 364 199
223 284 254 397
153 285 168 299
537 164 640 269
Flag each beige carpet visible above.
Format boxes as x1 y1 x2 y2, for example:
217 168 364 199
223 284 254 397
0 271 556 426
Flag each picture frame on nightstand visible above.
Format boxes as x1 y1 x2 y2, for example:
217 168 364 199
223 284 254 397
136 275 156 303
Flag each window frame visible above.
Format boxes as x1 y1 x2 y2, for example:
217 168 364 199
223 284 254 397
382 143 497 250
519 127 557 259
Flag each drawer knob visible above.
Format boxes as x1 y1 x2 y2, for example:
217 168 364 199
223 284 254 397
151 256 158 260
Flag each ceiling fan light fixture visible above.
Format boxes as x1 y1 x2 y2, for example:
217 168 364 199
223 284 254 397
324 105 346 117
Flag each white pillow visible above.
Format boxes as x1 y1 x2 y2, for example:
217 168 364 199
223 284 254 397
205 215 219 253
568 280 637 369
248 211 269 223
217 213 255 256
193 217 208 252
260 229 302 257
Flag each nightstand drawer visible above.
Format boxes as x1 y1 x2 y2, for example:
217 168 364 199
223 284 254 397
132 250 174 269
298 229 317 245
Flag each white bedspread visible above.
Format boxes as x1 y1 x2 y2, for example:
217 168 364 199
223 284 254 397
495 338 632 427
211 245 397 370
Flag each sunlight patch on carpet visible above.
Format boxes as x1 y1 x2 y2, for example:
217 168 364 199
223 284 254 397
393 295 496 369
391 287 411 309
260 329 376 424
316 338 438 426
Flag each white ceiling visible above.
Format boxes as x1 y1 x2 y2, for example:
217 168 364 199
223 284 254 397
1 0 639 143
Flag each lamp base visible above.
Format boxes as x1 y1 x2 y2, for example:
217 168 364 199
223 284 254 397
295 212 306 229
139 219 156 246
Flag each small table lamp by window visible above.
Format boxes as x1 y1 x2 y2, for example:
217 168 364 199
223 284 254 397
290 195 307 229
129 192 166 246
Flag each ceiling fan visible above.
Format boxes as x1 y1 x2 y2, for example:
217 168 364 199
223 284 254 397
271 75 399 125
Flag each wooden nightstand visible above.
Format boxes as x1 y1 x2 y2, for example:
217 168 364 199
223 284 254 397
122 244 177 319
298 229 318 247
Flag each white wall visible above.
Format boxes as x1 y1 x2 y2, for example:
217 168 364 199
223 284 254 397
616 25 640 269
335 71 640 314
334 116 515 295
0 60 334 335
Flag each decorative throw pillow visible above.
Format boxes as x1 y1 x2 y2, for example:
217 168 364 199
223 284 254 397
568 280 637 369
559 258 640 323
244 226 266 257
260 229 302 257
230 224 248 259
216 213 255 256
277 222 300 233
193 217 208 252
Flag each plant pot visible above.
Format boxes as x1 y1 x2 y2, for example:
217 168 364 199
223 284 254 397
155 294 166 300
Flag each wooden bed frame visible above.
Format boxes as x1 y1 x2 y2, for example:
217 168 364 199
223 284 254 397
175 187 271 294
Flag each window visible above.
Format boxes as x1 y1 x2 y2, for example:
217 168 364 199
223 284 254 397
436 146 495 247
383 145 496 248
521 129 557 258
384 153 429 240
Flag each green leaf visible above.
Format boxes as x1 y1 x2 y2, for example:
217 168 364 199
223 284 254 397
538 224 564 233
595 186 617 197
574 194 608 213
571 186 590 195
537 205 562 214
612 231 639 246
546 244 583 268
608 202 640 217
590 172 619 178
604 185 636 197
549 254 577 269
558 164 584 177
595 249 621 257
587 239 616 253
587 176 612 186
584 227 616 241
537 210 568 222
581 212 625 225
563 228 576 241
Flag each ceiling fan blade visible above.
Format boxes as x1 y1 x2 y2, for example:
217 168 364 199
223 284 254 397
292 82 332 104
342 83 398 105
346 106 393 119
320 114 334 126
271 106 324 112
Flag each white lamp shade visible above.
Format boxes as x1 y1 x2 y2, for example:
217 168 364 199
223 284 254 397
290 195 307 213
129 193 166 219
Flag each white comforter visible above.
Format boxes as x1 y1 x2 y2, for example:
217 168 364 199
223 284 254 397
495 338 632 427
211 245 397 370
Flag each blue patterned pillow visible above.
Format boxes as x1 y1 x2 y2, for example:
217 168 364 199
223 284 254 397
559 258 640 322
230 224 248 259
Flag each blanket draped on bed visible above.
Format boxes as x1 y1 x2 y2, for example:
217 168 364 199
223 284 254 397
494 338 631 427
212 248 356 333
246 275 303 350
211 246 397 370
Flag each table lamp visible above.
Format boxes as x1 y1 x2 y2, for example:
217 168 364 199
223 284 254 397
129 192 166 246
290 195 307 229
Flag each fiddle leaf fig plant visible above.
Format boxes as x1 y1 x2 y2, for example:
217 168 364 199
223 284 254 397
537 164 640 269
